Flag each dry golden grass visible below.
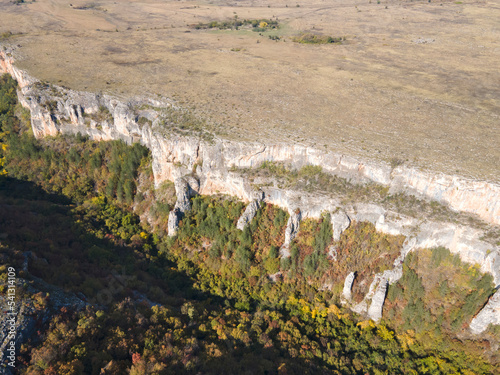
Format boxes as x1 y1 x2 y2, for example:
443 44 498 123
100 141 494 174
1 0 499 181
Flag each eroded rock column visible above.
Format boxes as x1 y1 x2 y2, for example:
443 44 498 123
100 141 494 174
167 177 198 236
342 272 356 304
280 210 302 258
236 192 264 231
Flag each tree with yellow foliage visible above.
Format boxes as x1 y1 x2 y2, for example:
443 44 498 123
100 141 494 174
0 136 6 176
0 73 19 177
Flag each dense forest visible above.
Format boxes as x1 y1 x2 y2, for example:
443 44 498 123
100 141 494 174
0 73 499 374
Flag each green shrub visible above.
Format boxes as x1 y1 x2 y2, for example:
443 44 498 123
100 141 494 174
292 33 344 44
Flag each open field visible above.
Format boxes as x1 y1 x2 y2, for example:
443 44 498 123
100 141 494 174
0 0 499 182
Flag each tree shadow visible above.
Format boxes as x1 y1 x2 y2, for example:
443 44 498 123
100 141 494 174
0 176 342 374
0 176 208 308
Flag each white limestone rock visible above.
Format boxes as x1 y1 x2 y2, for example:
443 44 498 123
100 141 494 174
331 210 351 241
342 272 356 303
328 245 338 261
237 193 264 231
349 203 386 227
367 278 388 322
173 177 191 213
167 177 198 236
280 210 302 257
167 208 180 237
470 289 500 334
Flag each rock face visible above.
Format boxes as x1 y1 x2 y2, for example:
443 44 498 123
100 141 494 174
0 275 87 373
167 209 181 237
1 48 500 330
167 177 198 236
470 289 500 334
332 210 351 241
1 49 499 227
349 204 386 227
367 278 389 322
342 272 356 303
352 237 417 321
353 272 394 321
237 191 264 230
173 178 192 213
280 210 302 258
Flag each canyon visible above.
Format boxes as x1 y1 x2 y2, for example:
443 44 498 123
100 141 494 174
1 47 499 332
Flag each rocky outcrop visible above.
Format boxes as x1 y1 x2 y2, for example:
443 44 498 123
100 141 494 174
167 209 181 237
352 237 416 321
332 210 351 241
351 215 500 322
237 192 264 231
352 269 399 321
167 177 198 236
2 48 499 227
0 275 87 373
367 278 388 322
469 289 500 334
263 188 500 287
173 178 192 213
349 204 386 227
328 245 338 261
280 210 302 257
342 272 356 303
410 223 499 284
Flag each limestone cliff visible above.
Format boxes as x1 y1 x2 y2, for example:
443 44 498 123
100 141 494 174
1 47 499 330
1 49 498 226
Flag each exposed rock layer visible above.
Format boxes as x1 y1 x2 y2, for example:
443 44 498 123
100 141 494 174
332 210 351 241
237 191 264 231
1 49 499 227
280 210 302 258
1 49 499 329
470 289 500 334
